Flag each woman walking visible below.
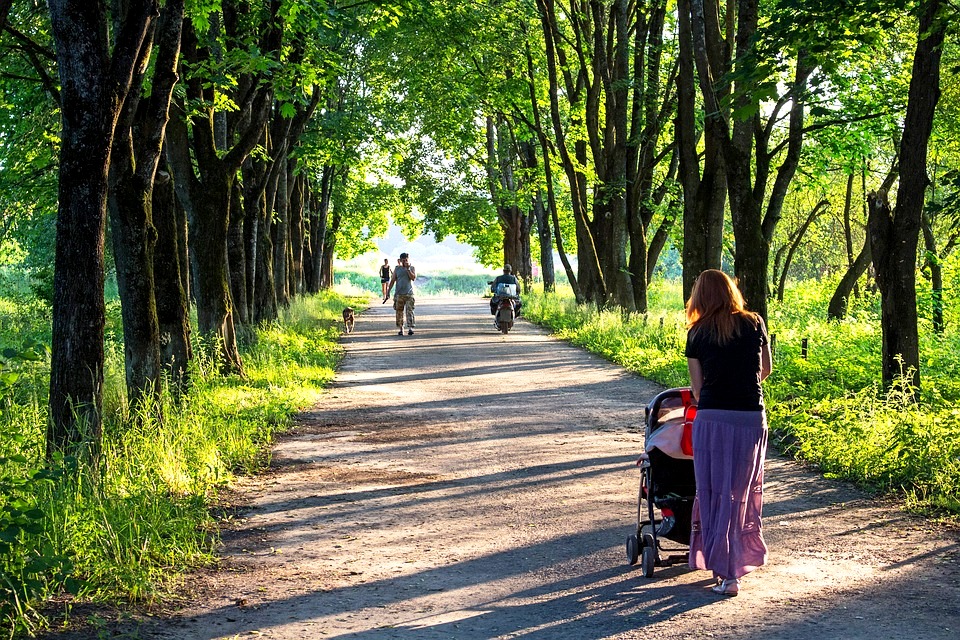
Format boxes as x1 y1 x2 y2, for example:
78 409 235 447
685 269 772 596
379 258 392 299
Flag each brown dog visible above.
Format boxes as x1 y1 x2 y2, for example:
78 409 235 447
342 307 355 333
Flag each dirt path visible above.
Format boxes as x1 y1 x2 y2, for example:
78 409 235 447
143 296 959 639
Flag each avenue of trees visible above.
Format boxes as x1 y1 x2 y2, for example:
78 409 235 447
0 0 957 460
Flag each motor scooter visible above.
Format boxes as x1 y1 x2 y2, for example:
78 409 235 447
489 281 520 334
494 295 519 334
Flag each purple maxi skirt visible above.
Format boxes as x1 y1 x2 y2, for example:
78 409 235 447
689 409 768 579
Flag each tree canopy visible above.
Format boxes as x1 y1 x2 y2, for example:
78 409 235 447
0 0 954 453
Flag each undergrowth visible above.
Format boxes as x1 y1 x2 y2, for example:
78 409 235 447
0 290 360 637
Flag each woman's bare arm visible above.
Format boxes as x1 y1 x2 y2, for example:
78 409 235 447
687 358 703 401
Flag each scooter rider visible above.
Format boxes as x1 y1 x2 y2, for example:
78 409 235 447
490 264 522 316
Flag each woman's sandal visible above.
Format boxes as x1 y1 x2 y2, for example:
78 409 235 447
711 578 740 596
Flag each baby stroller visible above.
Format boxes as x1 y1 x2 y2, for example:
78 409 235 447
626 387 697 577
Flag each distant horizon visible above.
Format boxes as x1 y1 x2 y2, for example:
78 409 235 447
336 222 489 274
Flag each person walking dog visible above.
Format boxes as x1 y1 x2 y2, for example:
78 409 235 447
384 252 417 335
685 269 773 596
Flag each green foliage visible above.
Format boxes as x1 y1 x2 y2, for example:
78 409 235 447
0 290 356 635
0 457 75 634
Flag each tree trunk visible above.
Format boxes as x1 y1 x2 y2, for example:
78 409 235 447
869 0 945 391
722 0 767 317
310 166 334 293
589 0 635 311
289 166 305 296
536 0 605 304
191 174 244 373
776 199 828 301
109 171 163 411
827 236 872 321
523 38 566 295
532 192 555 292
273 159 290 307
827 160 901 321
842 170 861 298
242 154 266 320
253 138 286 322
921 212 944 334
868 190 918 388
303 186 318 293
47 0 157 458
167 14 277 361
107 0 183 412
152 165 191 393
320 226 337 289
227 181 249 324
678 0 725 299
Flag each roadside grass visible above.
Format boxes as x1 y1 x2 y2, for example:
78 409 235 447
523 278 960 517
0 289 362 637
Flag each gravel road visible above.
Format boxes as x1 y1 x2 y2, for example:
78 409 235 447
134 295 960 639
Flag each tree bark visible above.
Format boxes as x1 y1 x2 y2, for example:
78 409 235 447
289 166 306 296
227 181 249 325
523 37 567 296
678 0 725 299
920 211 943 334
47 0 157 458
691 0 814 319
536 0 606 304
828 160 900 321
152 163 191 393
486 116 532 286
310 165 334 293
273 158 290 307
107 0 183 412
827 236 872 321
191 171 244 372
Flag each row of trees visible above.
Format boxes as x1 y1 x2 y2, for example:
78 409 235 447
0 0 956 458
370 0 957 390
0 0 410 458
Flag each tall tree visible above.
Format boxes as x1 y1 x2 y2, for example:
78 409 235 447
677 0 726 298
869 0 946 391
108 0 184 410
165 3 278 373
46 0 158 458
536 0 636 309
689 0 816 319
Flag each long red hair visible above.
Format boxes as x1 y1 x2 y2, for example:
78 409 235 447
685 269 758 345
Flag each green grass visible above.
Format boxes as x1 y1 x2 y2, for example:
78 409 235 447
0 289 361 636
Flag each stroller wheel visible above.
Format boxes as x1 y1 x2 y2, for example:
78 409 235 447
640 533 657 578
626 534 639 565
641 544 656 578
